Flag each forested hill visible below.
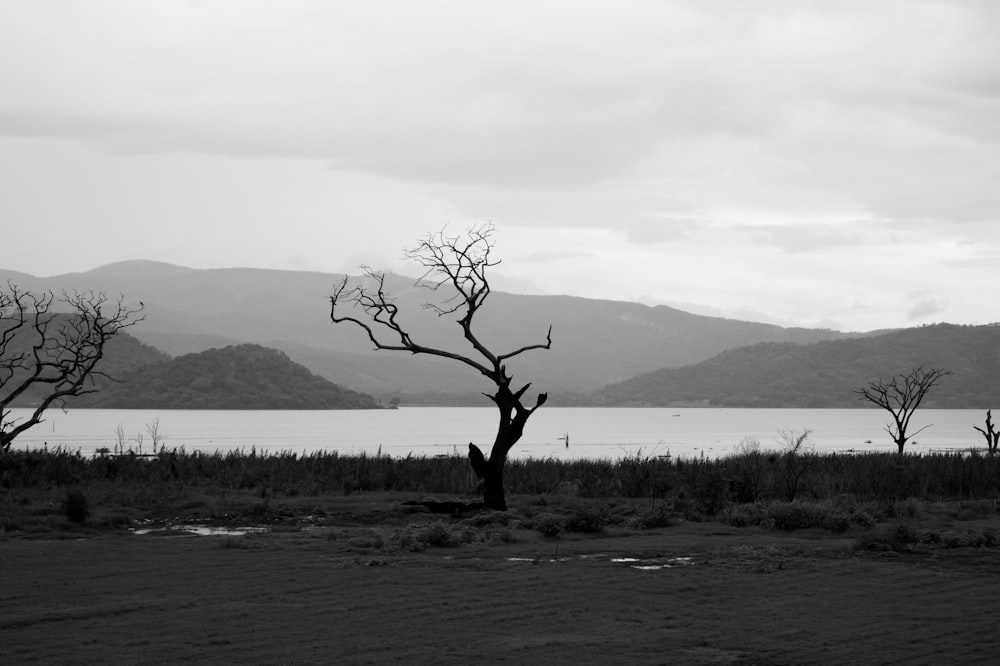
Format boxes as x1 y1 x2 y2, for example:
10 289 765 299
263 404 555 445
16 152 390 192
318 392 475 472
6 326 169 407
79 344 382 409
594 324 1000 409
0 261 861 399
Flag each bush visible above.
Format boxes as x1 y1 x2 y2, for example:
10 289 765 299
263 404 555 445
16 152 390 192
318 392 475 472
531 513 565 539
626 504 674 530
421 521 469 548
722 501 853 533
564 506 607 533
62 488 90 524
850 510 877 529
953 500 995 520
721 503 766 528
482 526 517 545
891 498 922 520
766 501 851 533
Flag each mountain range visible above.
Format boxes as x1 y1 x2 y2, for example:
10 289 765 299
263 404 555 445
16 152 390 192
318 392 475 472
0 260 864 404
595 323 1000 409
6 261 995 410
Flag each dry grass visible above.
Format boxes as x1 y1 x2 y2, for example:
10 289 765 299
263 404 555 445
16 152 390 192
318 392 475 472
4 492 1000 664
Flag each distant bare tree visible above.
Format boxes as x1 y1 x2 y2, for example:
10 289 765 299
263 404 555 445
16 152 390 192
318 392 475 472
973 409 1000 455
329 224 551 510
1 284 143 451
776 428 813 501
855 366 950 455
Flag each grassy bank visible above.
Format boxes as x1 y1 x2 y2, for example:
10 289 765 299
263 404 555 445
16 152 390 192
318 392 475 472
3 444 1000 535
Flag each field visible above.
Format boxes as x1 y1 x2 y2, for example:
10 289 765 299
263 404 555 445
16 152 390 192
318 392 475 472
4 449 1000 664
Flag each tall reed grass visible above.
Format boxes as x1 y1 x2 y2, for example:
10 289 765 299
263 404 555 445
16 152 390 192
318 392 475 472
4 446 999 510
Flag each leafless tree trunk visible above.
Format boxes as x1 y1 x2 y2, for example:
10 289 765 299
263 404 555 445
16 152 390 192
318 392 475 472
855 366 950 455
330 224 551 510
973 409 1000 455
1 284 143 450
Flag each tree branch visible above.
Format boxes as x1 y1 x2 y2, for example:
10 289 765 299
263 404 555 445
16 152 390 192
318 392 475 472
1 288 143 449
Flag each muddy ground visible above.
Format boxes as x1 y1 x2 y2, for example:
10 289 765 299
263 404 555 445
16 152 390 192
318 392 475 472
4 494 1000 665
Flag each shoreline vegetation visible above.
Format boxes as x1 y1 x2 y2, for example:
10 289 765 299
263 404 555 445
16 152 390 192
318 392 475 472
5 444 1000 533
6 445 1000 663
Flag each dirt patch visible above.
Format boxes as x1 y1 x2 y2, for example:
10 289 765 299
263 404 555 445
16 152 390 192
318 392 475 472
4 496 1000 664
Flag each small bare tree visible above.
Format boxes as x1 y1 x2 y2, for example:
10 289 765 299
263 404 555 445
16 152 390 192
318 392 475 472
330 224 551 510
973 409 1000 455
0 284 143 451
776 428 813 501
855 366 950 455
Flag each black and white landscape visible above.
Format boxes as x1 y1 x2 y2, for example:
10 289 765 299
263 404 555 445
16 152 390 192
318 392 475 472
3 261 997 409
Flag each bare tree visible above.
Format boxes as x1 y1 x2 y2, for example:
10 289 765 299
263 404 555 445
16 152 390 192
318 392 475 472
329 224 551 510
973 409 1000 455
855 366 950 455
0 284 143 451
776 428 813 501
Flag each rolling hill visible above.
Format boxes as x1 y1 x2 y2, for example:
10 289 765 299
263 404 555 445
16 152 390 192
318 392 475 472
78 344 381 409
2 322 169 407
0 261 860 402
594 324 1000 408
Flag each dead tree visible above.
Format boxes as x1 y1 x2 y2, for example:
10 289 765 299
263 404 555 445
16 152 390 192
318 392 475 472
329 224 551 510
973 409 1000 455
1 284 143 451
776 428 813 501
855 366 950 455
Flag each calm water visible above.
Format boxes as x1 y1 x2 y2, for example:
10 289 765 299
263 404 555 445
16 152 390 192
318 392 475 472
6 407 991 460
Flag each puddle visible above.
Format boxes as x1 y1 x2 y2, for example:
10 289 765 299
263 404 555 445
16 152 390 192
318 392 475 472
626 556 695 570
614 555 695 570
131 524 268 537
504 554 695 569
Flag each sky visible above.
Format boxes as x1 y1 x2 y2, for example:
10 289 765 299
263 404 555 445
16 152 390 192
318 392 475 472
1 0 999 332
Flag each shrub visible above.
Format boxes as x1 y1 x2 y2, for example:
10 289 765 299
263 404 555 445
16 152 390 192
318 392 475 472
482 526 517 544
421 521 468 548
953 500 995 520
626 504 674 530
891 498 922 520
62 488 90 524
723 501 853 533
531 513 565 539
766 502 851 533
564 506 607 533
691 462 730 516
388 528 425 552
850 510 877 529
721 503 766 528
728 437 768 503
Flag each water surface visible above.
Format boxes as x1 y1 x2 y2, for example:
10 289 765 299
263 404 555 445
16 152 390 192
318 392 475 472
7 407 991 459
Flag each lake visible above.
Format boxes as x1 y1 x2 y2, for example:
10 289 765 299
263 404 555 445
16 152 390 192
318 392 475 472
5 407 992 460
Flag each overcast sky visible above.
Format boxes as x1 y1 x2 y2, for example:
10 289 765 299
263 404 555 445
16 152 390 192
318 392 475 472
2 1 998 331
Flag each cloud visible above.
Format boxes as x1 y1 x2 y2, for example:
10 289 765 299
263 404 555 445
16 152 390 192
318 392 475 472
518 249 590 264
755 224 863 253
2 1 1000 331
1 1 997 238
907 292 949 321
3 1 993 196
